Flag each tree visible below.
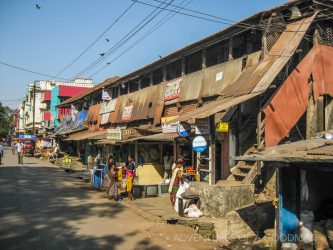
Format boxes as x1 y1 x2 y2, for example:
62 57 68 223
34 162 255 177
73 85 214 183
0 102 13 137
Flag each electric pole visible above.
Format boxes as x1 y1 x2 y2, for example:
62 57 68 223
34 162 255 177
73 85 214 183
32 81 37 135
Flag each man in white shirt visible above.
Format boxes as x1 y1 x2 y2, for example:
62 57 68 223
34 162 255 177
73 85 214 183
16 141 24 164
0 144 4 165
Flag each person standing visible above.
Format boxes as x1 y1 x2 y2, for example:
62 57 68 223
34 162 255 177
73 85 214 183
0 144 4 165
16 141 24 164
124 154 136 201
163 150 174 183
105 154 118 200
11 141 15 155
168 158 184 206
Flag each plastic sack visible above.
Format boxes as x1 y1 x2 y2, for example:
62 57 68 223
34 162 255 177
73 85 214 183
184 204 203 218
299 221 314 244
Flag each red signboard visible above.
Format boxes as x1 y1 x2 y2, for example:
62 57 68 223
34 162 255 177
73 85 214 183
43 111 51 121
58 86 90 97
43 91 51 101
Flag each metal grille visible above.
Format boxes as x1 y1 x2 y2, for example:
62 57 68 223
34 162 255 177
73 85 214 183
316 23 333 46
262 14 286 53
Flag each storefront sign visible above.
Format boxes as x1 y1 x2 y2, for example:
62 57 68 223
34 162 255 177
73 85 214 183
122 105 133 121
102 89 111 101
192 136 208 153
164 79 181 101
195 118 210 135
122 128 141 140
100 99 117 114
216 122 229 133
177 122 191 137
106 128 122 141
161 116 179 134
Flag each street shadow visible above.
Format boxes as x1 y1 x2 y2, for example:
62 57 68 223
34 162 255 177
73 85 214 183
0 166 128 250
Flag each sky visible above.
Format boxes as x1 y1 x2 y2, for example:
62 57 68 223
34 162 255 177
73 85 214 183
0 0 286 109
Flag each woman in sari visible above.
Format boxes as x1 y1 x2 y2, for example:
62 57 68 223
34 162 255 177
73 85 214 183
105 154 118 200
168 158 184 206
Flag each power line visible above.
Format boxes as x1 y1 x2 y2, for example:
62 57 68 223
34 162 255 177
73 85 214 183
89 0 193 78
72 0 172 78
71 0 174 79
54 2 136 77
0 61 71 81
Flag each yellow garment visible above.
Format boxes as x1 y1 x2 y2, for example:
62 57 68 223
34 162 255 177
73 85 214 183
126 176 133 192
117 168 122 182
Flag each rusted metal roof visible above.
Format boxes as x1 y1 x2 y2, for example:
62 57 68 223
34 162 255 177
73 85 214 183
64 130 105 141
115 84 165 123
264 44 333 147
172 93 260 122
87 103 102 131
170 14 316 123
233 138 333 163
57 76 120 107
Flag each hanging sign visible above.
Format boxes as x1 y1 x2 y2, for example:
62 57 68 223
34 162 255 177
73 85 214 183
192 136 208 153
106 128 122 141
100 113 110 125
102 89 112 101
177 122 191 137
164 79 181 101
195 118 210 135
161 116 179 134
122 105 133 121
100 99 117 114
216 122 229 133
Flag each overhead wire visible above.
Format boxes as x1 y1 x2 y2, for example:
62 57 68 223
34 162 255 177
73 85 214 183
89 0 193 78
0 61 71 81
73 2 315 79
54 2 136 77
71 0 174 79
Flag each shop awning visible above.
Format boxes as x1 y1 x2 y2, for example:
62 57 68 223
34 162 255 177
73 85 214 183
96 132 178 145
170 14 316 123
64 130 106 141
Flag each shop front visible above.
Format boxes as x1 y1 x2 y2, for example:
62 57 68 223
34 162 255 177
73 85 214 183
234 138 333 249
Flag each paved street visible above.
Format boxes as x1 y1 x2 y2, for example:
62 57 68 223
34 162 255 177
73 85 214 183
0 146 218 250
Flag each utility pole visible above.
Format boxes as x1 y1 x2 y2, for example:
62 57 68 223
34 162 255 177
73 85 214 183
32 81 37 135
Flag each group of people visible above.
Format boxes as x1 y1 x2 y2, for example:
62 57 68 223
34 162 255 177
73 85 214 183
100 150 187 206
103 154 136 201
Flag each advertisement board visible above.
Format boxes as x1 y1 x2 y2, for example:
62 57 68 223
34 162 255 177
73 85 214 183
164 79 181 101
161 116 179 134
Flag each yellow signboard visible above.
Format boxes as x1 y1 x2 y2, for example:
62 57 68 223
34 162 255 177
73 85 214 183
216 122 229 133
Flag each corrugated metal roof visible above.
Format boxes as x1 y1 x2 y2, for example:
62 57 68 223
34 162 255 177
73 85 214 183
170 14 316 123
64 130 105 141
233 138 333 163
264 44 333 147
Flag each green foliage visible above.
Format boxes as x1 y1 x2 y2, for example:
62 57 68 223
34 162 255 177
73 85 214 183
0 102 14 137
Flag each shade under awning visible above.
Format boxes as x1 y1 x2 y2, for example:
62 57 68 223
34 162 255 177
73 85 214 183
96 132 178 145
64 130 106 141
